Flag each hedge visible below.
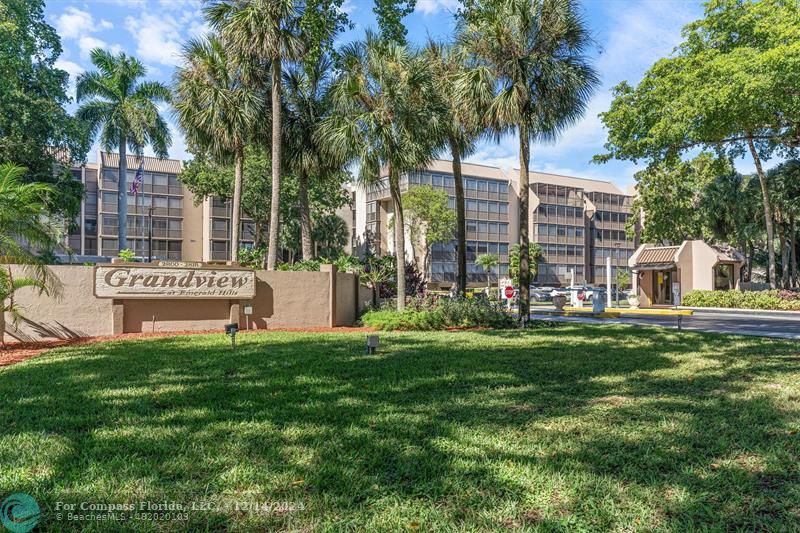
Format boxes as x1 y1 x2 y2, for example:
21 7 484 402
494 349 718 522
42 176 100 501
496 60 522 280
361 298 516 331
681 290 800 311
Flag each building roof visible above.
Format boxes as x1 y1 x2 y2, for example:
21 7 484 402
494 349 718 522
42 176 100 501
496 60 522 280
525 170 625 195
636 246 679 264
711 244 745 263
100 152 182 174
426 159 509 181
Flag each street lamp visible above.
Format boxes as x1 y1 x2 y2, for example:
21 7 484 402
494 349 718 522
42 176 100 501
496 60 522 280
614 242 621 307
147 205 155 263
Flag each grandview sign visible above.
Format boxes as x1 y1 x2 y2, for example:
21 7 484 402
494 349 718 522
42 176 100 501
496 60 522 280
94 265 256 299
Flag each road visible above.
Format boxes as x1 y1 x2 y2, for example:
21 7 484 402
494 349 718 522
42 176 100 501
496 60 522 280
529 309 800 340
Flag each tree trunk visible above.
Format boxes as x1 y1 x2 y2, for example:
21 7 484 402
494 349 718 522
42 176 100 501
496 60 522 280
746 134 776 288
298 170 314 260
118 137 128 252
230 146 244 263
779 218 790 288
266 55 282 271
791 216 798 288
388 163 406 311
746 240 753 282
0 303 5 349
517 123 531 324
450 140 466 297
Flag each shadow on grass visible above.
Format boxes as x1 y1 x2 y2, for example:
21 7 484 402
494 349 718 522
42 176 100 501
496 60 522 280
0 325 798 530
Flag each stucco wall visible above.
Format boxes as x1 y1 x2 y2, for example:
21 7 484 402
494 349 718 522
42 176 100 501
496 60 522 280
3 265 363 340
6 265 113 340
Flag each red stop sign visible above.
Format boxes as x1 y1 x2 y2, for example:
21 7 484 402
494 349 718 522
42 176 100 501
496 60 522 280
504 286 514 299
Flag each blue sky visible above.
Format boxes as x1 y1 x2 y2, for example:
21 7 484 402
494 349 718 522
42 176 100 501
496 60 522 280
45 0 711 190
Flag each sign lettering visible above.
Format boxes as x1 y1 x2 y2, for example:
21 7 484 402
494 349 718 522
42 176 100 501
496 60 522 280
94 265 256 299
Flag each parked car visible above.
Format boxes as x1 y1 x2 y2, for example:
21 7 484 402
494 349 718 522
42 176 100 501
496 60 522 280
530 287 553 302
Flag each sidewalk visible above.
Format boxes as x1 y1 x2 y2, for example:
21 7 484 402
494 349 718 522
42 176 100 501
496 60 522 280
683 306 800 320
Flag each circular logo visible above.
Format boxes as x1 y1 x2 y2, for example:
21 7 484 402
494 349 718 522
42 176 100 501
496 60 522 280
1 493 40 533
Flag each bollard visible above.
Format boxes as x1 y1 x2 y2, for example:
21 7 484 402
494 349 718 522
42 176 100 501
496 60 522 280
225 323 239 350
677 315 682 332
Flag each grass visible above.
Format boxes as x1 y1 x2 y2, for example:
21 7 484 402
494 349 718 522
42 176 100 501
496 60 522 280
1 325 800 531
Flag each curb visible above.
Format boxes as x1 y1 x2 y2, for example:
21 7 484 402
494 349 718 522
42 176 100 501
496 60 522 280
681 307 800 318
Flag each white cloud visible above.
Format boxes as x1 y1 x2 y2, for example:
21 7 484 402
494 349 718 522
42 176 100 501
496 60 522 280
124 13 184 67
78 36 122 59
55 7 95 39
99 19 114 30
416 0 459 15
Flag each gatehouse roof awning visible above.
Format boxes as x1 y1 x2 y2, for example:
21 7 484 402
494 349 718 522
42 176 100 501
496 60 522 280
633 262 677 271
636 246 679 264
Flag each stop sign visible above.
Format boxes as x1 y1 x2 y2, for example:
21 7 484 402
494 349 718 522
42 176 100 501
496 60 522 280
504 285 514 299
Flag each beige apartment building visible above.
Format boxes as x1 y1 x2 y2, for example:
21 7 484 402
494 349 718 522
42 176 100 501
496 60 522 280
355 160 637 288
64 151 354 263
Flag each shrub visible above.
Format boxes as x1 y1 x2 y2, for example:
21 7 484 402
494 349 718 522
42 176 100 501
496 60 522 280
361 297 514 331
682 290 800 310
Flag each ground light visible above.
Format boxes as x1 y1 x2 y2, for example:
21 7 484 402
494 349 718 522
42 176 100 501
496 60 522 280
366 334 379 354
225 323 239 350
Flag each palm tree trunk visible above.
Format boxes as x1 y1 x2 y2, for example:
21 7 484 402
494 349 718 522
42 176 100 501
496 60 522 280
450 139 466 297
517 122 531 323
780 218 790 288
118 137 128 252
230 146 244 263
791 217 798 288
266 55 282 271
298 170 314 260
746 133 776 288
0 301 5 349
388 163 406 311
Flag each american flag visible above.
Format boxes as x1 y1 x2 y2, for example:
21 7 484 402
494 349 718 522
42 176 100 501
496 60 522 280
129 163 144 194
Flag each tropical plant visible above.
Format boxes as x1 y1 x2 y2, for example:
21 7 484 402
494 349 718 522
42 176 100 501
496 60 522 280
0 164 63 347
321 31 443 310
117 248 135 262
238 245 267 269
425 40 487 296
174 35 263 262
475 253 499 290
283 54 344 260
458 0 598 320
509 243 542 286
402 184 456 279
312 214 349 259
361 255 394 308
76 49 172 253
205 0 306 270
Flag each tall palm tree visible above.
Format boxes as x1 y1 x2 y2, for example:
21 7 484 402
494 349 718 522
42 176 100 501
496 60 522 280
174 35 262 262
321 32 444 310
206 0 304 270
475 252 499 291
458 0 598 321
76 49 171 253
283 54 340 260
0 164 63 347
425 40 489 298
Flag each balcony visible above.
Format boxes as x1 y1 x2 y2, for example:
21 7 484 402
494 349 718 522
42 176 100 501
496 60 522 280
533 214 585 226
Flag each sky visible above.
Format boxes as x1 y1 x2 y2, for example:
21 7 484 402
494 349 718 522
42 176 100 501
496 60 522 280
44 0 712 191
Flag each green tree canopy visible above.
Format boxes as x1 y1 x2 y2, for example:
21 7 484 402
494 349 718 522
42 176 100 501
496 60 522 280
596 0 800 287
0 0 89 219
402 184 456 279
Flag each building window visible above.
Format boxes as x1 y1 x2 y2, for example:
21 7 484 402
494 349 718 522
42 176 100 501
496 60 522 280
714 264 734 290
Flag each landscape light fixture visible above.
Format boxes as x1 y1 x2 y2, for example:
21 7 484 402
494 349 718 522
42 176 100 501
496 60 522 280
225 323 239 350
366 334 379 354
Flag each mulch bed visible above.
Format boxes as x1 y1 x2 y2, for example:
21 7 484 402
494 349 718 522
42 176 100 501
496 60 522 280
0 326 372 368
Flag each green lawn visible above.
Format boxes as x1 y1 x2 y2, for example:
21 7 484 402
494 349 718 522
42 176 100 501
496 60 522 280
1 326 799 531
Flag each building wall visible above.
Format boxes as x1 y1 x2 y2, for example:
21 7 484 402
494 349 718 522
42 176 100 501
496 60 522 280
3 265 365 340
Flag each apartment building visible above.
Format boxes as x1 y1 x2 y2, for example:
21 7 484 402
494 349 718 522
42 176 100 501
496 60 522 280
357 160 515 285
354 160 636 288
63 151 356 264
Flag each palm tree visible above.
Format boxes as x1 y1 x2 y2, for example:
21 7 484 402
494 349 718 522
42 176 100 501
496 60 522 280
475 253 499 291
509 243 542 286
458 0 598 321
312 213 349 259
206 0 304 270
174 35 262 262
425 40 488 298
283 54 341 260
0 164 63 347
321 32 443 310
76 49 172 253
